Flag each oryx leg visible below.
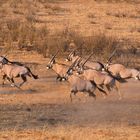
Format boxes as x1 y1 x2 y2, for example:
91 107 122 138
6 77 13 85
56 75 62 81
6 77 19 89
10 78 21 89
114 81 122 100
2 74 7 85
99 85 108 98
70 90 78 102
19 75 27 87
105 85 112 94
88 90 96 100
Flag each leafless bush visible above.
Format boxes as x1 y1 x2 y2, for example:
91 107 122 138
80 33 119 61
17 23 49 58
88 13 96 18
6 19 20 41
9 0 23 8
25 13 37 23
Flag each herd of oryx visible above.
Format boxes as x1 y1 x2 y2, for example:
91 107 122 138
0 49 140 101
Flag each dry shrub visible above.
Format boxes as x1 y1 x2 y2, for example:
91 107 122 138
61 28 84 55
45 29 119 60
9 0 23 8
75 32 119 61
92 33 118 60
45 28 84 57
34 39 48 57
0 22 7 43
6 19 20 41
18 23 49 57
25 12 37 23
18 22 34 48
115 45 139 68
45 29 119 61
88 13 96 18
0 16 50 57
0 0 8 6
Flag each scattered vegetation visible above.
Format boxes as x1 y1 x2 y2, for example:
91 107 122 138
0 18 139 67
0 0 139 67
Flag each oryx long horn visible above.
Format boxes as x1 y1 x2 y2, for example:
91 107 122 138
49 50 59 63
76 57 82 66
82 52 94 67
4 54 8 57
70 49 76 55
70 57 79 69
66 58 79 73
107 48 117 63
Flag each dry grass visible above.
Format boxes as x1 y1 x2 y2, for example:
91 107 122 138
0 126 139 140
0 0 139 63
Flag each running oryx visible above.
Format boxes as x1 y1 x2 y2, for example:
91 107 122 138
66 51 104 71
103 49 140 80
77 67 127 99
46 51 72 81
64 63 107 102
68 59 126 99
0 58 38 88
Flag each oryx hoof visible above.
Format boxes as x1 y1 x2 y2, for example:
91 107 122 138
2 83 5 86
11 84 15 87
62 78 66 81
118 97 122 100
103 95 106 99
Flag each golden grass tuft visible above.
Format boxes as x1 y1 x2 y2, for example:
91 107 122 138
0 125 139 140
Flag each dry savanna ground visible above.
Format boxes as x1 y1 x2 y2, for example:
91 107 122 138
0 0 140 140
0 0 140 40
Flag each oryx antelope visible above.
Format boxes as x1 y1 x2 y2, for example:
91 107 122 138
76 68 127 99
65 50 80 63
46 51 71 81
105 63 140 80
0 61 38 88
64 65 107 102
103 48 140 80
77 52 104 71
66 51 104 71
116 67 140 80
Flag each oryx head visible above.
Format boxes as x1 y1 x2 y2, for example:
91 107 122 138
65 50 76 62
77 52 94 75
77 66 84 75
0 56 9 65
64 68 73 81
103 63 111 71
67 57 82 71
46 51 59 69
64 58 79 79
